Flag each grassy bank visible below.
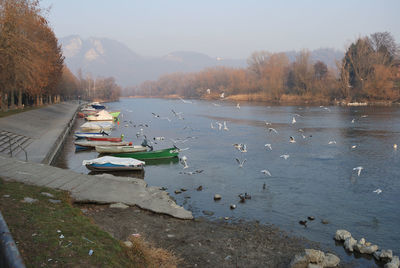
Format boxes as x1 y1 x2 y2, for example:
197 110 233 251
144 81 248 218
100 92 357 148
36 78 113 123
0 178 179 267
0 106 41 118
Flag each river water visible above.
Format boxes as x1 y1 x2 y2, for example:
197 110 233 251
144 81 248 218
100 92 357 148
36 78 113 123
56 98 400 264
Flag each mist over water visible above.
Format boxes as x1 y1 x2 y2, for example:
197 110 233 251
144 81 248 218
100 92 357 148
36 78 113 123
57 98 400 262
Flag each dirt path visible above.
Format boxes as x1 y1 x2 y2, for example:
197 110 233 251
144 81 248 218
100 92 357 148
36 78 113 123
81 204 321 267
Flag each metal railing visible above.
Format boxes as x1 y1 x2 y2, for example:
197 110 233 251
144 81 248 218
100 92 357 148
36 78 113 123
6 134 28 161
0 212 26 268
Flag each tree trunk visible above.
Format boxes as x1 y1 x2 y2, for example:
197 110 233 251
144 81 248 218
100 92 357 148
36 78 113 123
10 88 15 109
35 95 40 106
18 88 22 108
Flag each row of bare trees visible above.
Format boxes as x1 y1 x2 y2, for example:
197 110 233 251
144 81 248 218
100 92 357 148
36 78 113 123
130 32 399 104
0 0 121 111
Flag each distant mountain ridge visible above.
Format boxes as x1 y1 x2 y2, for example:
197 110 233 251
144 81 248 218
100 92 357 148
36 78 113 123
60 35 343 87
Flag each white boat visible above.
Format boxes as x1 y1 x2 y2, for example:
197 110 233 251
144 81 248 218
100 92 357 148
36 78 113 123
75 140 132 149
74 131 110 139
83 156 145 171
86 110 114 121
80 122 113 132
95 145 147 154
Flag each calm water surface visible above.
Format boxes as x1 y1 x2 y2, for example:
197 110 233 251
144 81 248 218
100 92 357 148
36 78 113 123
57 98 400 264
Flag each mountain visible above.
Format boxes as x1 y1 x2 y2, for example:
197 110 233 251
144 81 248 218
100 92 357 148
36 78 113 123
60 35 343 87
60 36 246 86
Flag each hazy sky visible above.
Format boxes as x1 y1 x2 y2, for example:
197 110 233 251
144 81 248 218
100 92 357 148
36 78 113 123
40 0 400 59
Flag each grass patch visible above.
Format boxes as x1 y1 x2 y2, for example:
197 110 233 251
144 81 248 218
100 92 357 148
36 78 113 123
0 106 41 118
0 178 178 267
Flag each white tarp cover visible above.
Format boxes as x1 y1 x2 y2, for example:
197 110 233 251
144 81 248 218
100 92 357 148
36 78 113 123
88 110 113 120
83 156 145 166
80 122 113 130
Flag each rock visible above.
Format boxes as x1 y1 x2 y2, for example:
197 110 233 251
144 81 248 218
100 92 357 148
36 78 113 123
321 219 329 224
230 204 236 209
196 185 203 191
384 256 399 268
224 255 232 261
174 190 182 194
344 236 357 252
123 241 133 248
374 251 382 260
202 210 214 216
48 199 61 204
3 194 10 198
305 249 325 264
322 253 340 267
354 243 378 254
307 264 322 268
160 186 168 190
214 194 222 201
381 250 394 262
109 202 129 209
334 230 351 241
289 252 309 268
167 234 175 238
22 197 38 203
224 217 230 220
41 192 54 198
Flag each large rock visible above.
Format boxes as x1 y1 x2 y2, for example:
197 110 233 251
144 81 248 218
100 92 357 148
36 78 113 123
374 250 393 262
307 264 323 268
305 249 325 264
354 243 378 254
384 256 399 268
334 230 351 241
322 253 340 267
289 253 309 268
344 237 357 252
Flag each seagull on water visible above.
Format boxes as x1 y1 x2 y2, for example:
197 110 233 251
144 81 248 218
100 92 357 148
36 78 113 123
351 145 357 149
179 97 193 104
373 189 382 194
290 136 296 143
235 158 246 168
353 166 363 176
261 169 272 176
265 144 272 150
280 154 290 160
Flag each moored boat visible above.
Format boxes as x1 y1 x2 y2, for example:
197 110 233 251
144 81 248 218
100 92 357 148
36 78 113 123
111 147 179 160
83 156 145 171
109 111 121 119
86 110 114 121
80 122 113 132
87 134 124 142
74 131 110 139
75 140 132 149
95 145 147 154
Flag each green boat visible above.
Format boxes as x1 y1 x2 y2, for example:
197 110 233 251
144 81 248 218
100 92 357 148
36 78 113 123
111 147 179 160
109 111 121 119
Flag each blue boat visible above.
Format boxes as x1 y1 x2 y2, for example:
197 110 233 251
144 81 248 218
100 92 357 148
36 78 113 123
83 156 145 171
92 104 106 109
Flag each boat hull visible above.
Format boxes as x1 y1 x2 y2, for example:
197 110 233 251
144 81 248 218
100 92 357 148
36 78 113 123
87 137 123 142
85 163 143 171
96 145 147 154
112 147 179 160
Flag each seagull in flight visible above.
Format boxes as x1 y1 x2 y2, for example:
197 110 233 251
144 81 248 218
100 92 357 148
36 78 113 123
180 156 189 169
373 189 382 194
264 121 272 126
179 97 193 104
280 154 290 160
351 145 357 149
236 103 240 109
235 158 246 168
292 117 296 124
220 92 225 99
268 127 278 134
351 118 355 123
261 169 272 176
223 121 229 131
217 122 223 130
328 140 337 145
265 144 272 150
210 122 215 129
353 166 363 176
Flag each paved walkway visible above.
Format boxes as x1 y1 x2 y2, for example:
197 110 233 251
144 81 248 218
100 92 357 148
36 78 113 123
0 103 193 220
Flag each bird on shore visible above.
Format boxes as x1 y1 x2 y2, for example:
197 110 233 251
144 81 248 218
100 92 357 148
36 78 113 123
206 89 211 94
353 166 363 176
265 144 272 150
373 189 382 194
235 158 246 168
261 169 271 176
220 92 225 99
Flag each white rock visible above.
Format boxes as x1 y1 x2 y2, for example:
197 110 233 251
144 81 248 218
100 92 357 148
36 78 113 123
305 249 325 264
385 256 399 268
22 197 38 203
41 192 54 198
322 253 340 267
123 241 133 248
109 202 129 209
334 230 351 241
355 243 378 254
3 194 10 198
344 237 357 252
289 253 309 268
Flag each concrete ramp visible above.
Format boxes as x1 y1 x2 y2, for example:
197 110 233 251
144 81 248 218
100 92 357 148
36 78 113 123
0 155 193 220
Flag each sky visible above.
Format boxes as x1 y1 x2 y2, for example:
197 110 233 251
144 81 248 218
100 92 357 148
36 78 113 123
40 0 400 59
